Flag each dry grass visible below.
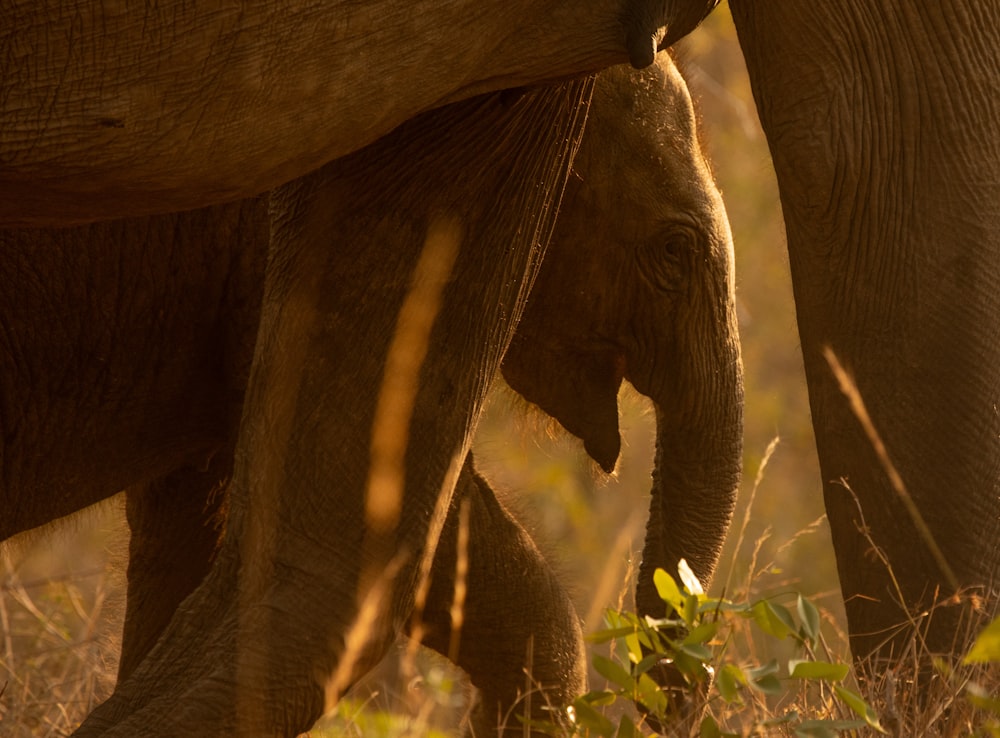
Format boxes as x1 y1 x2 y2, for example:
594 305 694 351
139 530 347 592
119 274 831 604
0 504 125 737
1 444 997 737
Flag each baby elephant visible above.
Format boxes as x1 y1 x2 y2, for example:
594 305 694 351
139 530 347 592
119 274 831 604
439 57 742 735
0 55 739 737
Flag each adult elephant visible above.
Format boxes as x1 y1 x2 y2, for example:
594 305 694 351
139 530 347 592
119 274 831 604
2 57 742 736
728 3 1000 665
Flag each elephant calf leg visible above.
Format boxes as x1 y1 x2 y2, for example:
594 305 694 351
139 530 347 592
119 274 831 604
414 456 586 737
119 449 232 681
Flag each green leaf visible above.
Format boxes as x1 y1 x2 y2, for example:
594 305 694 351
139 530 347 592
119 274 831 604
797 595 821 642
750 673 782 695
654 568 685 616
747 660 782 695
932 655 954 679
632 652 665 678
834 685 886 732
698 598 750 615
699 715 721 738
715 663 746 704
788 660 850 682
751 600 795 640
593 654 636 692
678 558 705 596
616 715 643 738
580 689 618 707
967 682 1000 715
570 697 616 737
747 660 779 679
640 617 676 652
677 641 712 665
636 672 669 716
673 649 711 684
684 621 719 646
625 631 644 664
683 594 700 627
965 615 1000 664
761 710 798 726
587 625 641 644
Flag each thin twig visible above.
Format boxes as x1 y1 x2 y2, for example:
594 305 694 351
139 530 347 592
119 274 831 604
823 347 959 591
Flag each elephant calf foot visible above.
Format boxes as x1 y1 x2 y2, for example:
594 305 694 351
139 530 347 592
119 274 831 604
415 457 586 737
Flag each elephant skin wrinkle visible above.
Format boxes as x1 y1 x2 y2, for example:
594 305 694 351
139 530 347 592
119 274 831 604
2 53 742 738
0 0 711 226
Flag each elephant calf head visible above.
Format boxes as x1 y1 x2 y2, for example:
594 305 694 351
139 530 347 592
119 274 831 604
503 54 743 609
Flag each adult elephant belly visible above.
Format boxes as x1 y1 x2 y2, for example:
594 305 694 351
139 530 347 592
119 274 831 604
74 78 596 737
0 0 718 225
0 201 268 540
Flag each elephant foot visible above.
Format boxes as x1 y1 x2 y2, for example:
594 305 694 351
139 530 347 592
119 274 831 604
73 547 329 737
73 552 237 735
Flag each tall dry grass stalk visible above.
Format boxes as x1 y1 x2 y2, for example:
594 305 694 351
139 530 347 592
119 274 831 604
0 505 125 737
823 348 959 592
327 216 463 711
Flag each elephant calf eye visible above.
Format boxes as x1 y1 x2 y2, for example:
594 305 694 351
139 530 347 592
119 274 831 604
634 231 694 294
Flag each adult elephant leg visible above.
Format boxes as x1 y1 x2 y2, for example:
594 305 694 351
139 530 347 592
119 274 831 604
76 78 594 737
731 3 1000 663
414 456 586 738
118 450 232 682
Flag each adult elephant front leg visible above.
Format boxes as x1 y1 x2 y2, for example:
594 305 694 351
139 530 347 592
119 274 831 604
732 3 1000 664
76 78 594 737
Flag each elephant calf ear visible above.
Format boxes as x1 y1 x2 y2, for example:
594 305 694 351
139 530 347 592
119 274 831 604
502 337 624 473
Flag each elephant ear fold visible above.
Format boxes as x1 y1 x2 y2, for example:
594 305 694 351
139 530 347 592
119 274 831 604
502 336 624 473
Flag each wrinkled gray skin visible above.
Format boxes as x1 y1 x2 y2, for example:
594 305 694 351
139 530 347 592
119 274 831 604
0 0 717 225
503 62 741 619
1 57 741 736
729 2 1000 665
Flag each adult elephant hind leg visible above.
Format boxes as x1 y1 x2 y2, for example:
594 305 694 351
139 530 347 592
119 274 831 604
412 456 586 738
118 450 232 682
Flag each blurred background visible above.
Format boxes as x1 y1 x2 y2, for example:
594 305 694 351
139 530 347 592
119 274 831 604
0 5 847 735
